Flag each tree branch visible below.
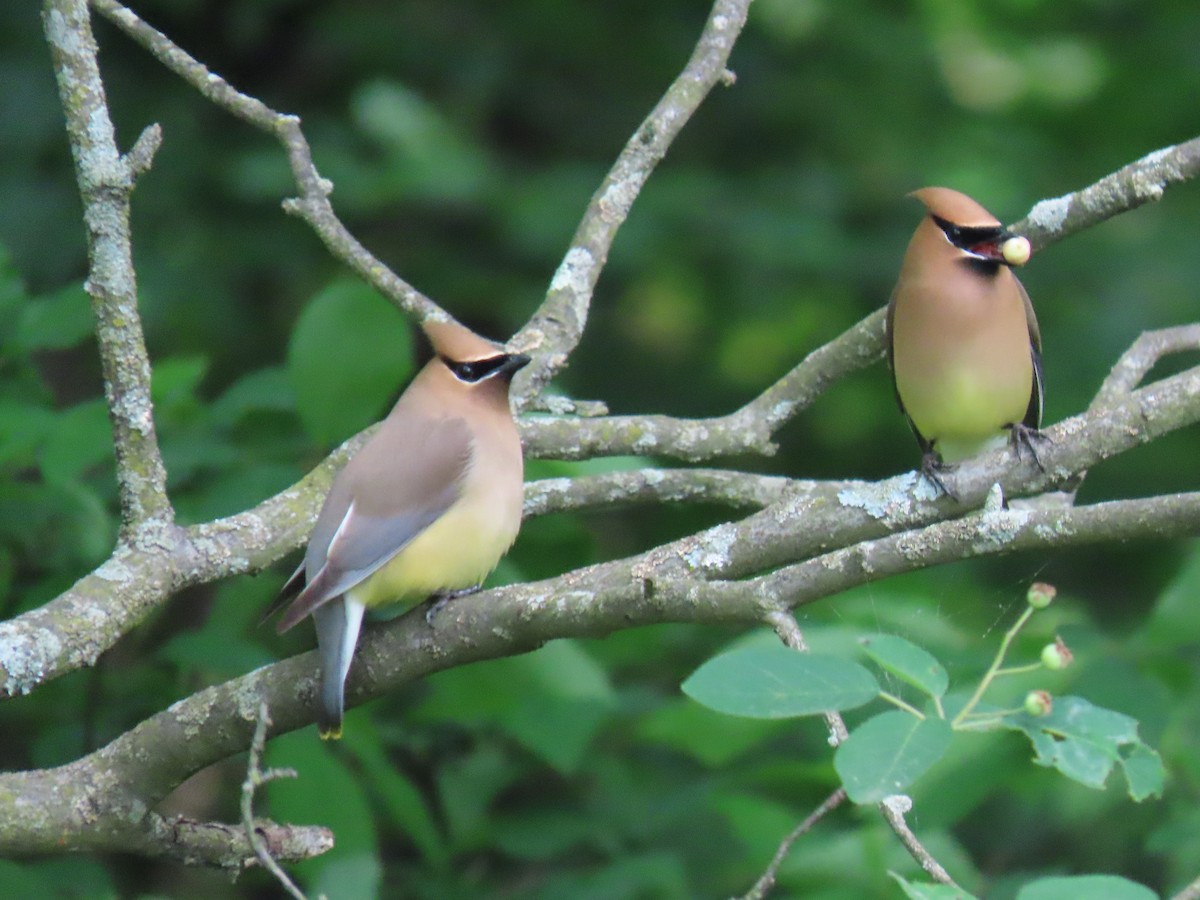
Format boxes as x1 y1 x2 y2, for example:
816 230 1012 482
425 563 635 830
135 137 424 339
0 440 346 698
523 468 802 517
43 0 172 542
16 3 1200 874
6 482 1199 861
1092 323 1200 408
1013 135 1200 252
6 330 1200 699
511 0 753 406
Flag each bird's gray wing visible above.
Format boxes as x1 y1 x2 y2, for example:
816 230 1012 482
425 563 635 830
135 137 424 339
275 415 472 633
885 290 935 455
1017 279 1044 428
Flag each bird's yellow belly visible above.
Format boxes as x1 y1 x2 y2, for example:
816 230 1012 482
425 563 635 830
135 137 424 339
909 368 1030 440
901 362 1031 462
348 496 520 611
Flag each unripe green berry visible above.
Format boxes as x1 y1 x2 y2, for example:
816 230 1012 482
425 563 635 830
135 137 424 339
1027 582 1057 609
1024 690 1053 717
1041 637 1073 671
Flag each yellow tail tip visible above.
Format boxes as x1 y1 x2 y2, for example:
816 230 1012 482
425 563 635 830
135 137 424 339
318 724 343 741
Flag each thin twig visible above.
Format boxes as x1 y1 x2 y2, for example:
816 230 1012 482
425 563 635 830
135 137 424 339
763 610 955 885
878 796 960 887
241 702 306 900
735 788 848 900
91 0 444 325
1092 323 1200 409
763 609 848 744
512 0 755 404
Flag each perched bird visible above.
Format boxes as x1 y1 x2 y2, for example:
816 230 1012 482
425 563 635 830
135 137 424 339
886 187 1041 490
270 319 530 739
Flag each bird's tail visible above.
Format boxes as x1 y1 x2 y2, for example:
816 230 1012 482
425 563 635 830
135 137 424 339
312 597 366 740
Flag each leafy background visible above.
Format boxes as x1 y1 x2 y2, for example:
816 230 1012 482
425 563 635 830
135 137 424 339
3 0 1200 897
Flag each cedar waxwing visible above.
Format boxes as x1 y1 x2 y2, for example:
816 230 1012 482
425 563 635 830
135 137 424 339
886 187 1041 490
269 319 530 739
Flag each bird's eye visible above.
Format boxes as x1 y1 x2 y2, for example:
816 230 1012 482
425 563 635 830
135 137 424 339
444 356 508 383
932 215 1001 252
932 215 962 244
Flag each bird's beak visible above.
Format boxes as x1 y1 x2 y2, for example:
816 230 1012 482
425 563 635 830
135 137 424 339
501 353 532 376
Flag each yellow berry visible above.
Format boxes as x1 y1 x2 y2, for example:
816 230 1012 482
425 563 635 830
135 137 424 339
1002 235 1032 266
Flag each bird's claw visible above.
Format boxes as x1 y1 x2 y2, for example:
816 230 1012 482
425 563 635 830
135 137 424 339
920 451 959 500
1009 424 1050 472
425 583 484 625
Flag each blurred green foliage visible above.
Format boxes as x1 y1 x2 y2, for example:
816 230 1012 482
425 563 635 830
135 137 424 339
3 0 1200 897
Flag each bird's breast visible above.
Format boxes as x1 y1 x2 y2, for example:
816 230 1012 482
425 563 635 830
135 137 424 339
892 271 1033 450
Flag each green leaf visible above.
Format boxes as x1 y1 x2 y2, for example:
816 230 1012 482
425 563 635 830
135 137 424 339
1121 743 1165 802
0 481 115 575
0 244 28 325
286 278 413 446
1006 695 1161 797
435 745 521 851
635 699 782 767
309 852 382 900
37 399 110 486
15 282 92 351
156 629 269 678
0 400 53 466
834 711 952 804
210 366 297 425
859 633 949 699
682 646 879 719
1141 543 1200 649
890 871 980 899
151 354 208 414
350 80 487 203
491 807 602 861
1015 874 1158 900
0 858 115 899
533 852 688 900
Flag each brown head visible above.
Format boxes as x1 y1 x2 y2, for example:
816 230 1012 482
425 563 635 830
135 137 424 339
418 318 531 401
908 187 1030 267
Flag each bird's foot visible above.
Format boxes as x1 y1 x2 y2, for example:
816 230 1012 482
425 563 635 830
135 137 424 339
1008 424 1050 472
920 451 958 500
425 583 484 625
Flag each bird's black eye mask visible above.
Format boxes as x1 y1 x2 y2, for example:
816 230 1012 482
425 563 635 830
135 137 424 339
931 214 1010 263
443 353 529 384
